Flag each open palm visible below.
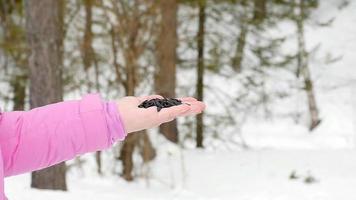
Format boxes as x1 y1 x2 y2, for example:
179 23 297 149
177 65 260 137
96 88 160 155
117 95 206 133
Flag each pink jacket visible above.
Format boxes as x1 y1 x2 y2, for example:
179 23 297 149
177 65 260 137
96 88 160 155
0 94 127 200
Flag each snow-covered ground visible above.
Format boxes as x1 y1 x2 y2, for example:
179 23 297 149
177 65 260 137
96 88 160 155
5 150 356 200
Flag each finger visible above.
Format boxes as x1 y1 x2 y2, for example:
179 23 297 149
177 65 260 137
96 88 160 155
187 101 205 111
179 101 206 117
158 104 191 123
178 97 198 102
138 95 164 102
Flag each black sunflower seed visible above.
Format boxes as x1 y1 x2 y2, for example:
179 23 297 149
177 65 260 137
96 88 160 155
138 97 184 112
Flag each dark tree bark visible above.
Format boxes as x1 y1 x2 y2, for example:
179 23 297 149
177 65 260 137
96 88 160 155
25 0 67 190
253 0 267 24
120 54 155 180
232 20 247 73
120 130 155 181
155 0 179 143
82 0 99 91
105 0 157 181
82 0 94 70
115 3 155 180
0 1 28 111
196 0 206 148
120 132 138 181
82 0 102 175
11 74 26 111
120 50 139 181
295 0 321 131
233 1 263 73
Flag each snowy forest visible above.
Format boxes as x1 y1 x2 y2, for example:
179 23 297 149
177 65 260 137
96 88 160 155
0 0 355 199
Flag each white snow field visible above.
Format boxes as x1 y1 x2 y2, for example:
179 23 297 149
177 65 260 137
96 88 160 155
5 150 356 200
4 0 356 200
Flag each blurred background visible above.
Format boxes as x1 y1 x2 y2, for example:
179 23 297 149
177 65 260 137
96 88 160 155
1 0 356 199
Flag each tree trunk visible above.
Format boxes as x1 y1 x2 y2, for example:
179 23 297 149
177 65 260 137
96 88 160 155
296 0 321 131
25 0 67 190
11 74 26 111
108 0 157 181
155 0 179 143
120 56 137 180
120 132 138 181
120 60 155 180
82 0 102 175
120 42 155 181
252 0 267 24
196 0 206 148
232 20 247 72
139 132 156 163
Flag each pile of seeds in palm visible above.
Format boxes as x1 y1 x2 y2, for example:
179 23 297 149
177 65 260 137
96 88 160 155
138 98 183 112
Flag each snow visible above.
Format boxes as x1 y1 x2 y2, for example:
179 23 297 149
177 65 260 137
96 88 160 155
5 150 356 200
234 0 356 150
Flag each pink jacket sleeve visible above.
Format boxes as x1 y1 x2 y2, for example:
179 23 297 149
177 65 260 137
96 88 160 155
0 93 127 177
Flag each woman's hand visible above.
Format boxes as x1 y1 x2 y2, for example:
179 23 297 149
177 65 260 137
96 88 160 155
117 95 206 134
